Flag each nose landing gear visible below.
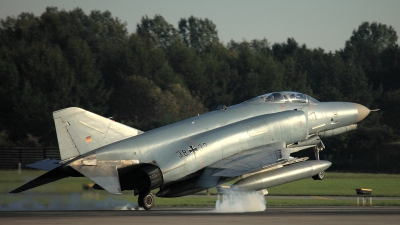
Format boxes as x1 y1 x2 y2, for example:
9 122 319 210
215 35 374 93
313 141 325 180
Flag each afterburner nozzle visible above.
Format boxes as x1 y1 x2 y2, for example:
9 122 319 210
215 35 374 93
354 103 370 122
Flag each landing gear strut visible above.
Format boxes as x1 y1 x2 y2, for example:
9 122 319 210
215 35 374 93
314 141 325 161
138 192 155 210
313 141 325 180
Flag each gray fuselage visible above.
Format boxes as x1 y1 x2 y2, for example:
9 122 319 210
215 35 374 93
93 96 359 185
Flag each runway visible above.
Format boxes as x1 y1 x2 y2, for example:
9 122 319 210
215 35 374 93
2 207 400 225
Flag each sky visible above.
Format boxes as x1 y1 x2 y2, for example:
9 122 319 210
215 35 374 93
0 0 399 52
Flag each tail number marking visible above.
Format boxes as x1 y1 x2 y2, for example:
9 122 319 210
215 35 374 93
176 143 207 158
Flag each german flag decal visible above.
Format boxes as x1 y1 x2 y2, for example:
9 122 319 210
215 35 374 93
86 136 92 143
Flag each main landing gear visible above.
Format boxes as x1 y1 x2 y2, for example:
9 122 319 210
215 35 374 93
312 141 325 180
135 165 162 210
138 192 155 210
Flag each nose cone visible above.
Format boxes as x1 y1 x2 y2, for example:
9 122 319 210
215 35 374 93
354 103 370 122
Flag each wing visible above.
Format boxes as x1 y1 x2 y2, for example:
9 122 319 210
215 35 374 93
194 142 308 188
209 142 291 177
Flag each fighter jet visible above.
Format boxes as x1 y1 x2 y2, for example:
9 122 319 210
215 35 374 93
11 91 372 210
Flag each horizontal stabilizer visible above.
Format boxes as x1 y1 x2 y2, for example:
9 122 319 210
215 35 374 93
70 164 121 194
26 159 61 171
10 166 68 193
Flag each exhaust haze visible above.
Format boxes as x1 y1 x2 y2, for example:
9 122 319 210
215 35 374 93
214 190 266 213
0 193 141 211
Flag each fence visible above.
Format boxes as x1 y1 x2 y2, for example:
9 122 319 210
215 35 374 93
0 148 60 169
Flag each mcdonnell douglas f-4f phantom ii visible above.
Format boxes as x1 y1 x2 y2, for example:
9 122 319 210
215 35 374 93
11 91 372 210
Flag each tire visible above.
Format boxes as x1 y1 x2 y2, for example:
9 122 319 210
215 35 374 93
138 193 154 210
312 171 325 180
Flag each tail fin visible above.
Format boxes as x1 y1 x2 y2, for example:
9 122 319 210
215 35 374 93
54 107 143 161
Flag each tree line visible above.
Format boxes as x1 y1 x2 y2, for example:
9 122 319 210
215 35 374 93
0 7 399 172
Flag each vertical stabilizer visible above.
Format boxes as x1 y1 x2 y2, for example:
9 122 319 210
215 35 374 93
53 107 144 160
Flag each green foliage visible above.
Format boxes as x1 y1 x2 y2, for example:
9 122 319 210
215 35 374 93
0 7 114 145
381 89 400 129
112 76 207 130
341 22 398 91
344 22 397 55
0 130 12 146
137 15 181 49
178 16 219 52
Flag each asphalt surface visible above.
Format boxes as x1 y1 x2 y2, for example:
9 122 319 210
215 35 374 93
2 194 400 224
2 207 400 225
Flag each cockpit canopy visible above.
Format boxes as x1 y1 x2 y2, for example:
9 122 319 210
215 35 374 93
251 91 319 104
